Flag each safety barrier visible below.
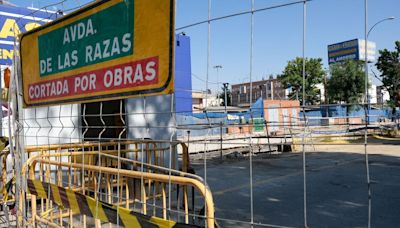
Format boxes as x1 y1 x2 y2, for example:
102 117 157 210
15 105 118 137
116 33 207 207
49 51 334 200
0 142 13 208
23 140 188 172
17 140 214 228
0 138 15 226
27 179 199 227
0 150 10 200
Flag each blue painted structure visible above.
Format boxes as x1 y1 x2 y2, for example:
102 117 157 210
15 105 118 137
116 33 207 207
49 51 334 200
175 34 192 114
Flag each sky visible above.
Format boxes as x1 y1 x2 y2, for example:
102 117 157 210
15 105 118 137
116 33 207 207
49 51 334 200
8 0 400 92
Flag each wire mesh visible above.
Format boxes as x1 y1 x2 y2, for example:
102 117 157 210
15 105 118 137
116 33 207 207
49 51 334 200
0 0 399 228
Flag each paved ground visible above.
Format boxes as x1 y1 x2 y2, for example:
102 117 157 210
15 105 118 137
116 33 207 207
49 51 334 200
191 138 400 228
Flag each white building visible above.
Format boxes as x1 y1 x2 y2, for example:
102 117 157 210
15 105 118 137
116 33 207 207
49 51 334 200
368 84 377 104
192 91 222 112
377 85 390 104
315 83 326 103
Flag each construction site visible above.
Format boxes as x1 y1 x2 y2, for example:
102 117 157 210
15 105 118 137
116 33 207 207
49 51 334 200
0 0 399 227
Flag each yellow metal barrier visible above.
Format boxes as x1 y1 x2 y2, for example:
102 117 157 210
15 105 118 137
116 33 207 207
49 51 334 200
0 150 9 198
23 140 190 173
0 150 13 206
27 179 197 228
18 140 214 228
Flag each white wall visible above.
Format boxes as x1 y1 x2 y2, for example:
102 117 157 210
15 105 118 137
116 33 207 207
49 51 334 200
369 84 377 104
316 83 325 102
23 104 80 146
125 94 177 168
125 94 175 140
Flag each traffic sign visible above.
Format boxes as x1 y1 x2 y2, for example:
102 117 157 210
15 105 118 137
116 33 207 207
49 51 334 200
20 0 174 107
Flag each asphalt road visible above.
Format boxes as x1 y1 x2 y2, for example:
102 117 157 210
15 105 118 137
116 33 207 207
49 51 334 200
191 143 400 228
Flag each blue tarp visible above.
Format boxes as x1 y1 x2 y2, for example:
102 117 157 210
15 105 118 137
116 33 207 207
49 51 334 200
302 105 399 125
177 97 265 136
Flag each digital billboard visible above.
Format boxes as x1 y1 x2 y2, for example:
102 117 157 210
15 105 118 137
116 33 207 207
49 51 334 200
328 39 376 64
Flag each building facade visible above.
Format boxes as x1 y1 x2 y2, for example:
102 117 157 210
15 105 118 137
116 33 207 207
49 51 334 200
231 78 286 107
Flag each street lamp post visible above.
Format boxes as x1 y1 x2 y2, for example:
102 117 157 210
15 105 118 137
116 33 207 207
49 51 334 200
223 83 229 114
367 17 395 38
213 65 223 94
364 2 394 227
364 15 395 124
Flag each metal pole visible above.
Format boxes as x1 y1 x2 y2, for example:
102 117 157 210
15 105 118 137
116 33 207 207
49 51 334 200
302 2 306 107
364 1 372 228
249 1 254 107
214 65 222 94
220 121 223 161
324 72 329 119
223 83 229 114
217 67 219 93
249 1 255 227
205 1 211 226
302 1 308 228
365 3 369 125
205 0 211 112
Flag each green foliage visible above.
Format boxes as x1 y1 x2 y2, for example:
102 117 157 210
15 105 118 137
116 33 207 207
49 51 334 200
375 41 400 109
218 86 231 106
327 60 366 108
278 57 325 105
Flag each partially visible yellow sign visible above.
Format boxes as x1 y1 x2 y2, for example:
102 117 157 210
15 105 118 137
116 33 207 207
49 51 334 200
20 0 174 107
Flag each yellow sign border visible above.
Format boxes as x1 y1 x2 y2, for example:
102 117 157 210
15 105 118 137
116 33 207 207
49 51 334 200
20 0 175 107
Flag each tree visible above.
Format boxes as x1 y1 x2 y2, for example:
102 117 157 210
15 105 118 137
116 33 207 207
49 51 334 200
217 86 231 106
375 41 400 118
327 60 366 115
278 57 325 105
